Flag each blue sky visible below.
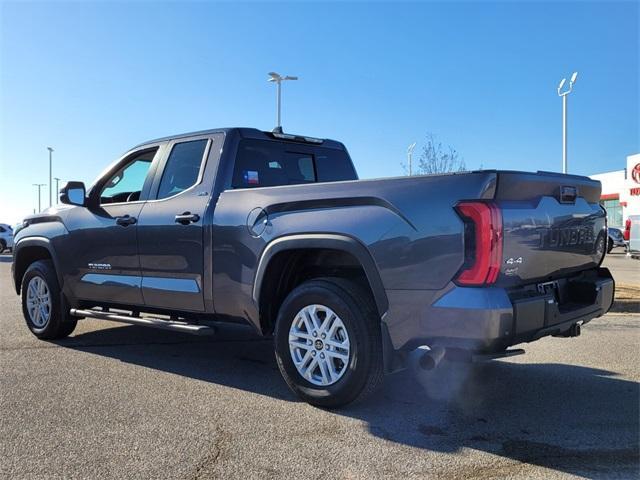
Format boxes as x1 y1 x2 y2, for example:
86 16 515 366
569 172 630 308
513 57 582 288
1 1 638 224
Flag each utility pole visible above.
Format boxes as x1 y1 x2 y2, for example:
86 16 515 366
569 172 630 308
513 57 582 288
54 177 61 204
33 183 46 213
47 147 54 207
407 142 417 176
557 72 578 174
267 72 298 133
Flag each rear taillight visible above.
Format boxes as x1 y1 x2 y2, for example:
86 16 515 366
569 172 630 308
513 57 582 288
455 201 503 286
623 218 631 241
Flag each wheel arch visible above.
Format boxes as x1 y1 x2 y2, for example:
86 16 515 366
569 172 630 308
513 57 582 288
253 234 388 334
13 238 61 294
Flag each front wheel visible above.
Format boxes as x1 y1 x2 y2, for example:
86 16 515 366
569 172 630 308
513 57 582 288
21 260 77 339
274 278 383 408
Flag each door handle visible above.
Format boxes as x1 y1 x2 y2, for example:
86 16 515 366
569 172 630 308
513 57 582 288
174 212 200 225
116 215 137 226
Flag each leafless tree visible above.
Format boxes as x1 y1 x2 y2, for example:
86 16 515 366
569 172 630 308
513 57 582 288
402 133 465 175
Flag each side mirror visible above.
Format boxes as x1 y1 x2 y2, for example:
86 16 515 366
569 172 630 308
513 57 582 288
60 181 86 207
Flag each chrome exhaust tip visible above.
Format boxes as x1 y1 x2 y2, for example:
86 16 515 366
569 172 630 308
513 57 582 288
418 346 446 371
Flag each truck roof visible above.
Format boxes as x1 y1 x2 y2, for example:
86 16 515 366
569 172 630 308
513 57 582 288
133 127 347 150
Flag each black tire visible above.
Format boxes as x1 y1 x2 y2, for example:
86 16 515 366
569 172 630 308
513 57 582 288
0 239 6 253
21 260 77 340
607 238 614 254
274 277 383 408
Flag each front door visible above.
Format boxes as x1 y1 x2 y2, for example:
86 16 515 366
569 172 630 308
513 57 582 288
136 134 223 312
66 146 162 305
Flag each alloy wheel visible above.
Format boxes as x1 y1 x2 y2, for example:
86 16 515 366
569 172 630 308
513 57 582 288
26 276 52 328
288 304 351 386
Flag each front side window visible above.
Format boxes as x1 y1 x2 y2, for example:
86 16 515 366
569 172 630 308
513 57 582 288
100 149 157 204
157 139 208 199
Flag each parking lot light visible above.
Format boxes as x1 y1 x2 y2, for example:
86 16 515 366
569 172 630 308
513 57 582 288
33 183 46 213
268 72 298 133
47 147 54 207
557 72 578 174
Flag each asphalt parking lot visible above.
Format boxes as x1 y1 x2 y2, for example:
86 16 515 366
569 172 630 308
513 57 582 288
604 251 639 285
1 254 638 479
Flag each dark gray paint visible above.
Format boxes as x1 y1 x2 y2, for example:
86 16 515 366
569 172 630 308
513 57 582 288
13 127 613 356
136 133 224 311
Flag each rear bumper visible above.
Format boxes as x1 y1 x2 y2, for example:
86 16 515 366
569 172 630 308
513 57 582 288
509 268 614 344
382 268 615 353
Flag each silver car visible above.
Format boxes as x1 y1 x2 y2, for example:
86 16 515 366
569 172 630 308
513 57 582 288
607 227 627 253
0 223 14 253
628 215 640 256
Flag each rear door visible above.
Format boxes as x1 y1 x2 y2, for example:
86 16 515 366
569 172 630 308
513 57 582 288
136 133 224 312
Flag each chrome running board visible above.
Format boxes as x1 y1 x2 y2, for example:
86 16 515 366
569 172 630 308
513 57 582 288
69 308 215 336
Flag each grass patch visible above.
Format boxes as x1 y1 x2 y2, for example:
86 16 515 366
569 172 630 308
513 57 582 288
610 283 640 314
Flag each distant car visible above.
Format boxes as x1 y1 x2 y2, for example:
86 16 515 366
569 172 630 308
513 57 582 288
607 227 626 253
627 215 640 257
13 222 25 236
0 223 14 253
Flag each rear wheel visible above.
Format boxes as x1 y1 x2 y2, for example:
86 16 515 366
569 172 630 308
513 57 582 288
607 238 614 254
21 260 77 339
274 278 383 408
0 239 6 253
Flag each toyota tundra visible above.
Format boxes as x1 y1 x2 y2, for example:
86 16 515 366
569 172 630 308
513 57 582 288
12 128 614 407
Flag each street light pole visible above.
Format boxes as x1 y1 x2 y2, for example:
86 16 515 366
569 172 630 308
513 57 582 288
407 142 417 176
562 94 567 173
267 72 298 133
557 72 578 174
33 183 46 213
54 177 61 204
276 80 282 128
47 147 54 207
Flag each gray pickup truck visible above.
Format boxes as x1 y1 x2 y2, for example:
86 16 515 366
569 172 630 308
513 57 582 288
12 128 614 407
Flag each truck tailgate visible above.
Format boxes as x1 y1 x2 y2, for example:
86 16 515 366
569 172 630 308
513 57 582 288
495 171 606 285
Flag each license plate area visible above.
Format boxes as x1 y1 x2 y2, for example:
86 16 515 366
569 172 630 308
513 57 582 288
537 280 559 297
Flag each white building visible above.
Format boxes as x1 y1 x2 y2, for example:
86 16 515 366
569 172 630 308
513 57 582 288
590 153 640 228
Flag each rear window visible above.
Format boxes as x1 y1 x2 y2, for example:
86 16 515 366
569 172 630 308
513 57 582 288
232 139 356 189
315 149 357 182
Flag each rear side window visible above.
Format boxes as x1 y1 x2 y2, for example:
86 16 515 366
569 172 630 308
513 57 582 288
232 140 355 188
157 139 208 199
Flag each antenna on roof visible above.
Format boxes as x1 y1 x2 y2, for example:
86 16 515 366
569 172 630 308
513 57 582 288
267 72 298 133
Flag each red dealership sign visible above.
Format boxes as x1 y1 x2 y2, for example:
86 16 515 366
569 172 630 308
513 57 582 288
632 163 640 184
